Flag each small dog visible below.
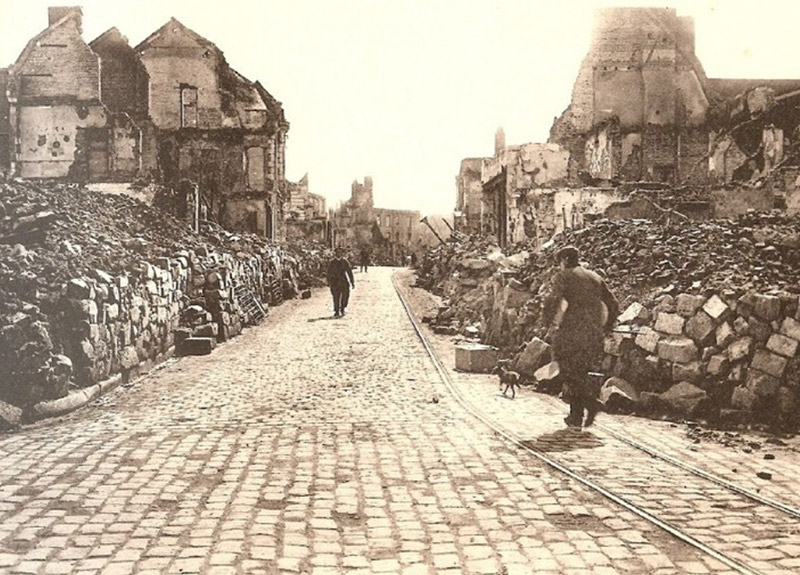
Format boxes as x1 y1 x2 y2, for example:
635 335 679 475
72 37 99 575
492 361 521 399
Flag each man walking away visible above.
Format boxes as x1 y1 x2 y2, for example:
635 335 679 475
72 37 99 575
543 245 619 428
359 248 370 273
328 247 355 317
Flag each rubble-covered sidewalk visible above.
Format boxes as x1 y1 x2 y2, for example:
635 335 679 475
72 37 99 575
0 179 328 426
415 211 800 432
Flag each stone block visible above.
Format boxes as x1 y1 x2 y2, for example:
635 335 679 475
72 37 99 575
685 311 715 345
728 363 745 383
777 387 797 414
676 294 705 318
119 346 140 370
707 355 729 376
745 368 781 397
660 381 707 417
604 332 632 357
657 337 698 364
731 385 756 411
66 278 93 300
534 361 560 383
672 361 704 384
703 295 729 320
750 349 787 379
503 285 530 309
514 337 550 376
94 269 115 284
104 303 119 323
634 327 659 353
780 317 800 341
716 321 734 348
193 323 219 339
618 302 647 324
0 399 23 429
766 333 798 358
178 337 217 356
455 343 498 373
599 376 639 413
727 337 753 362
752 294 782 321
654 312 685 335
459 258 492 272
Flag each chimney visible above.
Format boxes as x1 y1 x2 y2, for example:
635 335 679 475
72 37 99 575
48 6 82 30
494 127 505 156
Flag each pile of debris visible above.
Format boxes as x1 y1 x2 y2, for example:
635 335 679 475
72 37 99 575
416 211 800 431
0 178 326 422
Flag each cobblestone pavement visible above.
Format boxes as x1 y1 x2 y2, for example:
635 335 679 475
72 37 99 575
395 269 800 575
0 267 758 575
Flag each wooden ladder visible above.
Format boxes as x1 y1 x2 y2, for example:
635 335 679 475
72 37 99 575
233 283 266 325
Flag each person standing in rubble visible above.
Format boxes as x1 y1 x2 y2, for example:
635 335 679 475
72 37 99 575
359 247 370 273
327 247 355 318
543 245 619 428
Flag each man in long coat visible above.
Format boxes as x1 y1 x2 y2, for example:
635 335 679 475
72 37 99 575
327 247 355 317
543 245 619 428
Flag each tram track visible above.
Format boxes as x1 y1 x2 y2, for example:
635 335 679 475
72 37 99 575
392 272 799 575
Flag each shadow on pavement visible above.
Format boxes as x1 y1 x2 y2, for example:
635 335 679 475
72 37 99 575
307 316 341 323
520 428 603 453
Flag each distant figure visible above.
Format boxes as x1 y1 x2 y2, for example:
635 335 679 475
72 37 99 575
327 247 355 318
410 252 418 267
543 245 619 428
359 247 370 273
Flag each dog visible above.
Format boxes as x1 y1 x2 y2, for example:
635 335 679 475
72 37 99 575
492 361 521 399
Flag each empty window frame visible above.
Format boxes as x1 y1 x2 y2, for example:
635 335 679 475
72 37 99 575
180 85 198 128
246 146 266 190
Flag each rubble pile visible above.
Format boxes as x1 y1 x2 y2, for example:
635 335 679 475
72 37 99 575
417 212 800 430
0 179 325 418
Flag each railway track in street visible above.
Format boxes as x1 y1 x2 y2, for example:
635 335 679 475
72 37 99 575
393 273 800 575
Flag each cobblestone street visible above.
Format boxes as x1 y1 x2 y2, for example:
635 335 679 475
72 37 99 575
1 268 796 574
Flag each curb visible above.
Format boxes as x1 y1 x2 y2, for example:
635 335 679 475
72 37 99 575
29 373 124 420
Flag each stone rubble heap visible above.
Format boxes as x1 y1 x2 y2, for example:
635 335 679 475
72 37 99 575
0 179 326 424
416 212 800 431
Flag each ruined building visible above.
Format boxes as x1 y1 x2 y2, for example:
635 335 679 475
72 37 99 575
285 173 328 243
460 7 800 247
0 7 289 240
330 177 424 265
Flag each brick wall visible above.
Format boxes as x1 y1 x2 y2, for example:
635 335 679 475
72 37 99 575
17 18 100 103
90 30 149 120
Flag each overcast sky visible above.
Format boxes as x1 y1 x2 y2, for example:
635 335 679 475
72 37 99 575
3 1 800 215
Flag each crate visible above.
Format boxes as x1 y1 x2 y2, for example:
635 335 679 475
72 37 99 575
455 343 498 373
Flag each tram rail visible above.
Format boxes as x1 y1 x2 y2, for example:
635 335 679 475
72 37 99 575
393 273 799 575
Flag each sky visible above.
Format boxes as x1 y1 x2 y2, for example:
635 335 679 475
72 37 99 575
3 1 800 216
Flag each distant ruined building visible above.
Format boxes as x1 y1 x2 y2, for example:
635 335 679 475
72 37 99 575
331 177 440 265
285 173 328 244
457 7 800 246
0 6 289 240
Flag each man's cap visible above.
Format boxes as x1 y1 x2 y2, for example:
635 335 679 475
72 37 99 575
556 245 580 263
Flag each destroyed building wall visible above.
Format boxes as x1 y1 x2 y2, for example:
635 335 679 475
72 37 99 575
480 143 569 245
89 28 158 180
286 174 327 243
136 19 289 240
455 158 485 234
550 7 710 186
374 208 421 263
6 8 111 180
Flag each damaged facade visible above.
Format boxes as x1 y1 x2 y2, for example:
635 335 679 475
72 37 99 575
459 7 800 247
1 7 289 240
285 173 328 243
330 177 429 264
